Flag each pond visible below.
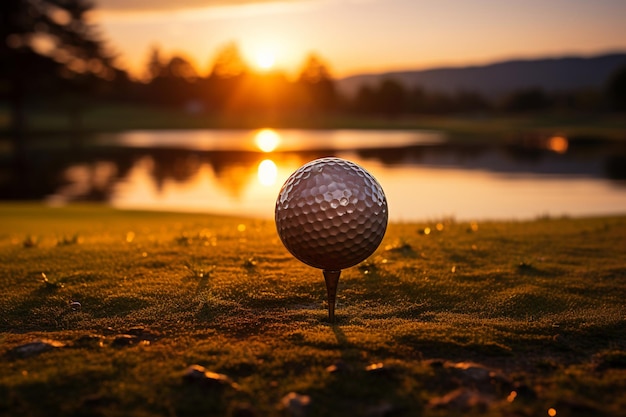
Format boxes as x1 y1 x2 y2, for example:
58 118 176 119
3 128 626 221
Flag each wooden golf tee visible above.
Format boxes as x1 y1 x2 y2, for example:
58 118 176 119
323 269 341 323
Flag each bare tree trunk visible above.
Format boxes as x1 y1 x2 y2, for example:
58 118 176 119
9 70 28 170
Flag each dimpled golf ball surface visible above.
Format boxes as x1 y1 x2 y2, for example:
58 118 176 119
275 157 388 270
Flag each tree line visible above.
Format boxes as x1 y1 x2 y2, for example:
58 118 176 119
2 0 626 143
133 43 338 119
353 76 626 116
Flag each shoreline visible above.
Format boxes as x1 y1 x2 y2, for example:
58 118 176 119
1 104 625 143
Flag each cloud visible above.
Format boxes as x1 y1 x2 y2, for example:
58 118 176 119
95 0 310 13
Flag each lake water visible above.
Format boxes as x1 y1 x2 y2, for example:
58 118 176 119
14 128 626 221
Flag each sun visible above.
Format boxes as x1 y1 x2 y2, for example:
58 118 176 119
254 129 280 152
254 49 276 70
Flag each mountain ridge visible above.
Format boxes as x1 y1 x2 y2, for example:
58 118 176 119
336 52 626 98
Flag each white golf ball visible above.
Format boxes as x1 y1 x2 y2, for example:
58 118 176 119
275 157 388 271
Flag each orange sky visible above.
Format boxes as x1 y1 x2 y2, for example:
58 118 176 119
93 0 626 79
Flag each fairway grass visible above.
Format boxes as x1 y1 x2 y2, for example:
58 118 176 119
0 204 625 416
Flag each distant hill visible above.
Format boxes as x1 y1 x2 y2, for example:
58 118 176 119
336 53 626 99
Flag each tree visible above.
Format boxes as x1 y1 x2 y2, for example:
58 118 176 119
354 85 376 114
164 56 197 81
1 0 115 157
205 42 249 112
352 79 407 117
149 54 199 107
297 54 336 112
209 42 247 79
501 88 551 112
376 79 407 117
454 90 491 113
607 65 626 111
146 45 165 80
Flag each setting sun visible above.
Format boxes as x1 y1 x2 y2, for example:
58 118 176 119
255 129 281 152
257 159 278 186
254 49 276 70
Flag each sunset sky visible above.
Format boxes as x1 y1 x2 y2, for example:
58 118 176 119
93 0 626 79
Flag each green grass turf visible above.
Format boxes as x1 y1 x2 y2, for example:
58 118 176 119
0 204 625 416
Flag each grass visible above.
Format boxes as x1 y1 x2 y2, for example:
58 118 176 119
0 204 625 416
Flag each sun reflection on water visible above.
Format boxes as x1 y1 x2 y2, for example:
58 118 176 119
547 135 568 153
255 129 281 152
46 130 626 221
258 159 278 186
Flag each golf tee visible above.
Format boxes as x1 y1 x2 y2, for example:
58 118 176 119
323 269 341 323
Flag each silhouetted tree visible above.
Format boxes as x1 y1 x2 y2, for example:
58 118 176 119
297 54 336 113
354 85 377 114
1 0 115 157
376 79 407 117
230 71 293 119
146 45 166 80
501 88 551 112
607 65 626 111
147 54 199 107
352 82 489 116
210 42 247 79
454 91 491 113
206 42 249 112
164 56 197 81
550 89 604 112
406 86 427 113
425 92 458 114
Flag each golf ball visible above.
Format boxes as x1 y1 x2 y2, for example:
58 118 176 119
275 157 388 271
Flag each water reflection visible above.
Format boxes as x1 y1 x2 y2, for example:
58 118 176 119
95 128 445 152
1 129 625 220
258 159 278 186
547 136 569 154
255 129 281 153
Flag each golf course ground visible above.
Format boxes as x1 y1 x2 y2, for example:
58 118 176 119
0 204 625 416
